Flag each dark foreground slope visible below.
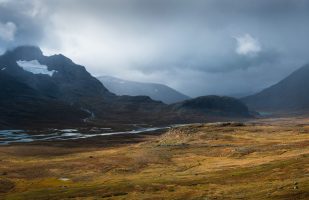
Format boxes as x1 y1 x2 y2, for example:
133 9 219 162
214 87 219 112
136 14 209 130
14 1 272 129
242 64 309 112
97 76 190 104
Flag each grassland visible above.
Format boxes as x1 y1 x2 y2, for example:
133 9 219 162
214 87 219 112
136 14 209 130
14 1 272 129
0 117 308 199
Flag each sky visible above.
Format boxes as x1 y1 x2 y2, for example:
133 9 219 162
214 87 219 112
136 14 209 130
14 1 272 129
0 0 309 97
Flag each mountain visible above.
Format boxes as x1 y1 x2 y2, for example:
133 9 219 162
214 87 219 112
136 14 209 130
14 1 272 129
171 95 251 118
0 46 107 128
0 46 166 128
242 64 309 112
0 46 113 102
97 76 190 104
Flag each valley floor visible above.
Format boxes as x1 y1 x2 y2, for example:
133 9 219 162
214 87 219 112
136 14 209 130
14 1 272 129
0 117 309 200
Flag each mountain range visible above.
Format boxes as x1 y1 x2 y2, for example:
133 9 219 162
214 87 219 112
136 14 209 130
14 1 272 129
0 46 252 129
0 46 167 128
97 76 190 104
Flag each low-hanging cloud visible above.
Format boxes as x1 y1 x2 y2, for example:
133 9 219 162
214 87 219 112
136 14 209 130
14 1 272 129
1 0 309 97
0 21 16 41
234 34 261 56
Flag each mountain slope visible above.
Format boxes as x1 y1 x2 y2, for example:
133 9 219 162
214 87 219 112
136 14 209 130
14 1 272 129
0 71 88 128
242 64 309 112
97 76 190 104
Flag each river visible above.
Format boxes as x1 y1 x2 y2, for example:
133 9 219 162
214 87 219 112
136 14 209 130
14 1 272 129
0 124 190 145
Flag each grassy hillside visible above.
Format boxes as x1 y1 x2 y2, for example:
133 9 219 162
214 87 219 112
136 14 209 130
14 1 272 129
0 118 308 199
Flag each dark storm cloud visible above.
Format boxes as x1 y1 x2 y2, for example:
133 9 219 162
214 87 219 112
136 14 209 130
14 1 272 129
0 0 46 52
1 0 309 97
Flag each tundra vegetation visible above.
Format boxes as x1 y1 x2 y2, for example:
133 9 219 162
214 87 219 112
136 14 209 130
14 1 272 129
0 117 308 200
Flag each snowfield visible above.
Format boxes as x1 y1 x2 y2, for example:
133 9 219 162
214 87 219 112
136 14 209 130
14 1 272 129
17 60 57 76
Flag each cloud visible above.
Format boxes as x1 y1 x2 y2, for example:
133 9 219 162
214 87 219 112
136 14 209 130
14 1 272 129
0 0 9 4
0 0 47 48
1 0 309 97
234 34 261 56
0 21 16 41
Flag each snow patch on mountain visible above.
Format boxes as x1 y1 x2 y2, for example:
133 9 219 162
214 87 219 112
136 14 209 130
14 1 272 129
17 60 57 76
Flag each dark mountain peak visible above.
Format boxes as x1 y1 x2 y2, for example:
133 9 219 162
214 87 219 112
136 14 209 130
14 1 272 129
0 45 113 103
5 46 73 65
14 45 42 51
5 45 43 61
48 54 74 65
172 95 251 117
242 63 309 112
297 63 309 70
118 95 161 103
285 63 309 79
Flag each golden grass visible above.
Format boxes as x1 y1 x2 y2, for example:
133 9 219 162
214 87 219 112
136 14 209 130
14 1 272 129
0 117 308 199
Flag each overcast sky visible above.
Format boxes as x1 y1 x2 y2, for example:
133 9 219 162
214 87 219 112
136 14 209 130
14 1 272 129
1 0 309 97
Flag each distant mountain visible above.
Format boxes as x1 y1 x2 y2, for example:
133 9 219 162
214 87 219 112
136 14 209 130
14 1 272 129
171 95 251 118
97 76 190 104
242 64 309 112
